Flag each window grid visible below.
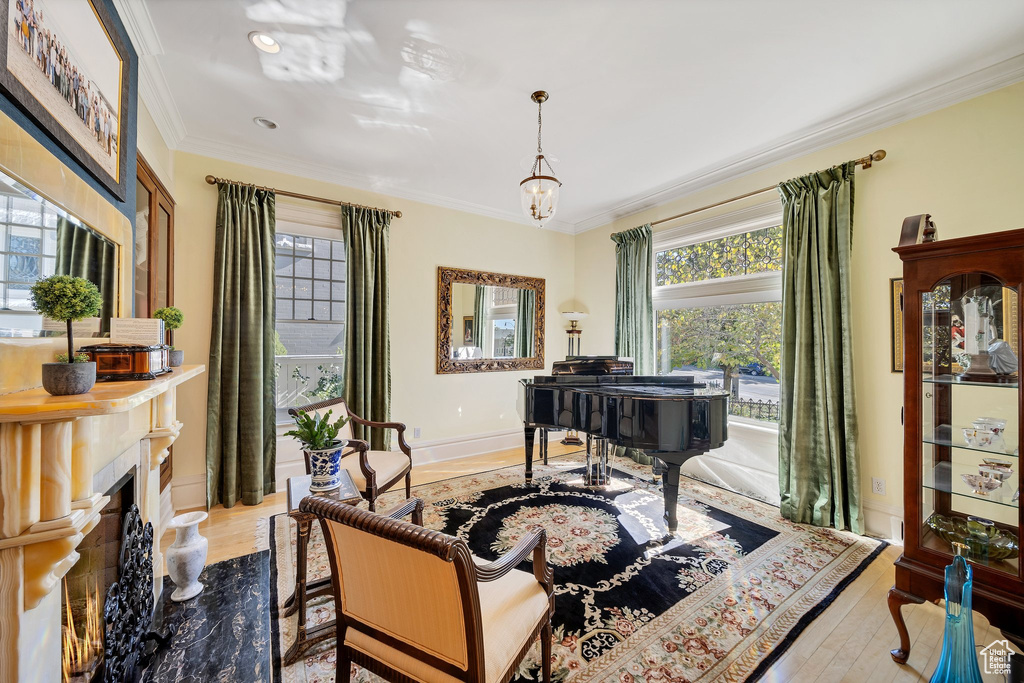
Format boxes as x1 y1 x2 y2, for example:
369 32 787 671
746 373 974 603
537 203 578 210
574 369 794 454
0 192 59 311
274 232 346 322
655 226 782 287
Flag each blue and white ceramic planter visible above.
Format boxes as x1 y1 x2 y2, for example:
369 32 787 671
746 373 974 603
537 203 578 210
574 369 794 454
306 440 347 491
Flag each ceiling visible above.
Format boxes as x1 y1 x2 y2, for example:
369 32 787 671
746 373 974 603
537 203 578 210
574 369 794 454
127 0 1024 232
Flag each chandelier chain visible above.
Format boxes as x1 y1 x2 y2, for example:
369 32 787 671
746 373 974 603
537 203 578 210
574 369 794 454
537 100 543 154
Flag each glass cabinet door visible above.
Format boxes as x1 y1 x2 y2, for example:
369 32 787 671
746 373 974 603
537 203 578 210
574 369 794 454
920 274 1019 574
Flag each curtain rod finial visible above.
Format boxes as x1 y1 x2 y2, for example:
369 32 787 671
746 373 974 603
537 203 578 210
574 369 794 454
393 210 403 218
872 150 886 162
204 175 217 185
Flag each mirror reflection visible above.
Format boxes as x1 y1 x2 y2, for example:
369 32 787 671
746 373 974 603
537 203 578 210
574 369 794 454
450 283 536 359
0 171 117 336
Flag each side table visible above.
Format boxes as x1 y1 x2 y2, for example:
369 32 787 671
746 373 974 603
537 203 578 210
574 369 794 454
283 471 361 665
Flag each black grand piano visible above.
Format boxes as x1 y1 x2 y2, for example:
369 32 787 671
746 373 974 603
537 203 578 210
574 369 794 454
517 356 729 533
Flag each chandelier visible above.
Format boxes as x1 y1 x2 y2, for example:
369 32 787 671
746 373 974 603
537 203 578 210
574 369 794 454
520 91 561 227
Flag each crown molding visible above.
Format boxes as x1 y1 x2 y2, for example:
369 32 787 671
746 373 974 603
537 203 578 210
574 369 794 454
114 0 187 148
175 134 577 234
112 0 164 56
570 52 1024 234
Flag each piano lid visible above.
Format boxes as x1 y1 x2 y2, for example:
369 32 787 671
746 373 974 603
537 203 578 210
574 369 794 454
552 356 634 376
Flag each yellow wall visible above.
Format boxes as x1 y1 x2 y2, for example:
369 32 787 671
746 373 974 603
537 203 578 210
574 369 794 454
573 81 1024 522
170 152 576 479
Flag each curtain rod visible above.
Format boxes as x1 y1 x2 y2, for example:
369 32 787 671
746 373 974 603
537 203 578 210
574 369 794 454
204 175 403 219
650 149 886 227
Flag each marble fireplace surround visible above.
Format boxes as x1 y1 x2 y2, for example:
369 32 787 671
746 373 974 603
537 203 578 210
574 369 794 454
0 366 204 683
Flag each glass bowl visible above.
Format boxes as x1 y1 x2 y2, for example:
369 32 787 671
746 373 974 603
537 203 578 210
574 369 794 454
926 513 1019 560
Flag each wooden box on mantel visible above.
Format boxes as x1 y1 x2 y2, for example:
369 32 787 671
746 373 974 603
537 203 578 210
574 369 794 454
82 343 171 381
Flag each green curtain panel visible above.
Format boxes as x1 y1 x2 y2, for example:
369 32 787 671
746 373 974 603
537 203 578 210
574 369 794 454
472 285 486 351
515 288 535 358
343 206 392 450
778 161 863 533
611 224 654 373
206 183 277 508
55 217 116 334
611 223 655 465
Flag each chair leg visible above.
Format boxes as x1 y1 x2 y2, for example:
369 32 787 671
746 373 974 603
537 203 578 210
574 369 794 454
367 492 376 512
338 644 352 683
405 472 412 499
541 620 552 683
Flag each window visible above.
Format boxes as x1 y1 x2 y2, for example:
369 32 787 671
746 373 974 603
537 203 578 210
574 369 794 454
654 204 783 423
274 228 346 422
0 187 58 315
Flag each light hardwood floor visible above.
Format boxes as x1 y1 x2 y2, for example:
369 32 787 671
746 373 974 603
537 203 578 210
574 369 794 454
161 444 1003 683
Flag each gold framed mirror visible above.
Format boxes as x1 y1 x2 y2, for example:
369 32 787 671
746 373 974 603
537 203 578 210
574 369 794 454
437 266 545 373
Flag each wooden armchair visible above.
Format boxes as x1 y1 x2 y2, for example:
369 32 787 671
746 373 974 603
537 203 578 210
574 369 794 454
289 397 412 511
300 496 555 683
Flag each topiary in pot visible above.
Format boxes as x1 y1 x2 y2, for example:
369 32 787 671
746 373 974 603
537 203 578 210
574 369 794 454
284 409 351 491
30 275 102 396
154 306 185 367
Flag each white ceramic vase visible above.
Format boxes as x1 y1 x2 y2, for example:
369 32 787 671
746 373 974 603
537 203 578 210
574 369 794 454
166 511 209 602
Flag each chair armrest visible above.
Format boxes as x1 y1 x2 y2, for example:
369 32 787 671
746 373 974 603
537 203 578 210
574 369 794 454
347 414 412 456
476 529 552 593
383 497 424 525
340 439 374 481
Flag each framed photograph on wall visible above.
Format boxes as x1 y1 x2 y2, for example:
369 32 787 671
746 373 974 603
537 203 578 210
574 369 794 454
891 277 904 372
463 316 474 345
0 0 132 200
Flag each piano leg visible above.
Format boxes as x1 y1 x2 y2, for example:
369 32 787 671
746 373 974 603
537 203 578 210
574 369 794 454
661 462 681 534
524 426 535 481
539 428 548 466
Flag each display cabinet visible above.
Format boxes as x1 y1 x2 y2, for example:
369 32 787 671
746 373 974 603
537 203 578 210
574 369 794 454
890 228 1024 663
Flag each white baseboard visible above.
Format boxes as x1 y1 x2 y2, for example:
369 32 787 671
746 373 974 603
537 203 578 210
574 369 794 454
408 428 560 465
171 473 206 511
863 499 904 544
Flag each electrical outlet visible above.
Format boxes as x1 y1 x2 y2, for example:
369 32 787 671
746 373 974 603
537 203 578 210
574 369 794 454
871 477 886 496
413 427 422 439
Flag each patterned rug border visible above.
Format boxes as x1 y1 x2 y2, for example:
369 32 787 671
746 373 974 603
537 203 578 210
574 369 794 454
745 539 886 681
268 454 887 682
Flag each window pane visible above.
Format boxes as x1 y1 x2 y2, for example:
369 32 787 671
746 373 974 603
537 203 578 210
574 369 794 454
313 259 331 280
294 300 312 319
276 300 292 319
656 226 782 287
332 302 345 320
332 241 345 259
276 277 293 299
332 261 345 280
313 238 331 258
294 255 312 278
275 254 294 276
657 301 781 422
313 279 330 299
331 282 344 300
313 301 330 320
275 233 293 252
294 279 312 299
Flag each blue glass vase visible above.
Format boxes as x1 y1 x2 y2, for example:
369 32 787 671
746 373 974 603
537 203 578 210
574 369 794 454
929 555 982 683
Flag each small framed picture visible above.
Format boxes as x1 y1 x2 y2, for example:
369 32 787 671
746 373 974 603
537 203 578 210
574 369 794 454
463 316 474 345
890 278 904 373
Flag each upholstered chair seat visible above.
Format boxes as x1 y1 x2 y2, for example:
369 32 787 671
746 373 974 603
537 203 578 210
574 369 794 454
300 497 555 683
341 450 410 492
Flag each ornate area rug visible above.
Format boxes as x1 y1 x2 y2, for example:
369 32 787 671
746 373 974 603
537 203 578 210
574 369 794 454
270 452 884 682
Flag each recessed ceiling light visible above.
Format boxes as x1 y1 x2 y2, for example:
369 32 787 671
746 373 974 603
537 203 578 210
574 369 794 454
248 31 280 54
253 117 278 129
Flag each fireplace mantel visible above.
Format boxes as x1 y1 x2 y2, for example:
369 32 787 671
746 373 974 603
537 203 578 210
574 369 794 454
0 365 204 683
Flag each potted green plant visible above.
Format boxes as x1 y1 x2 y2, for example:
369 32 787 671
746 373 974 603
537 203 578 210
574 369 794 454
30 275 102 396
153 306 185 367
285 409 351 491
